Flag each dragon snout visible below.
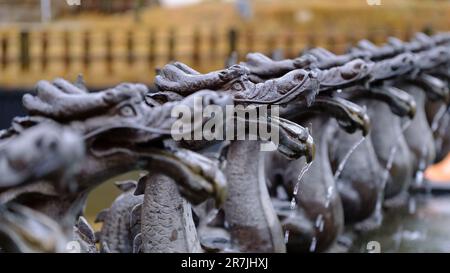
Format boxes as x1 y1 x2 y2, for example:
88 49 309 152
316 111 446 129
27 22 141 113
207 93 234 108
276 117 316 162
360 112 371 137
7 124 84 174
305 135 316 163
53 128 85 161
193 90 234 108
407 99 417 119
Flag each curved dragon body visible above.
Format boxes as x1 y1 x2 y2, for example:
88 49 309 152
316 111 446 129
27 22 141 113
96 181 143 253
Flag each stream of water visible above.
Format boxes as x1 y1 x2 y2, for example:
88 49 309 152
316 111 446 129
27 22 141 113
284 161 313 243
435 109 450 152
431 105 448 134
289 134 366 249
309 237 318 252
373 119 413 225
414 144 428 188
333 136 366 180
315 214 325 232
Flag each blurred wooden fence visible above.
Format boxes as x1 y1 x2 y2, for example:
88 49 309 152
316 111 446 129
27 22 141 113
0 24 434 88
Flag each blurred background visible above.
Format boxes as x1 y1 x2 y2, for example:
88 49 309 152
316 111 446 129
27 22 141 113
0 0 449 228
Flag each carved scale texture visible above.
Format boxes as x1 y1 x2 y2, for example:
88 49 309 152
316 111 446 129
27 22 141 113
224 141 285 253
141 174 201 253
99 192 143 253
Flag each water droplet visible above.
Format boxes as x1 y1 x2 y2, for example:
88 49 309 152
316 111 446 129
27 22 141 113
206 208 219 224
293 162 312 196
414 170 424 187
284 230 290 244
431 105 447 133
436 113 450 151
327 186 333 198
408 197 417 215
309 237 317 252
315 214 323 228
324 186 334 208
315 214 325 232
290 197 297 210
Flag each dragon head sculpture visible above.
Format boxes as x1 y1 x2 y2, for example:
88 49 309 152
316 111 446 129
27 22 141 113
13 79 233 212
0 123 85 194
155 62 320 106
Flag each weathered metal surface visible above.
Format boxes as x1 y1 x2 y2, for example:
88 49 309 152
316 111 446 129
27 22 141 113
0 32 449 253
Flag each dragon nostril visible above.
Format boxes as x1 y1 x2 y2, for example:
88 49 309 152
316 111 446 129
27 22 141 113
103 90 115 102
49 140 58 151
35 137 43 148
204 96 215 106
294 72 305 81
308 71 318 79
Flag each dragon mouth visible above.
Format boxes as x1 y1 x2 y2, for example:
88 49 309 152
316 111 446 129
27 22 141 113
229 112 315 162
371 86 417 119
164 147 228 207
105 145 228 208
270 116 316 162
411 74 450 104
346 86 417 119
321 96 371 136
79 90 234 143
293 96 371 136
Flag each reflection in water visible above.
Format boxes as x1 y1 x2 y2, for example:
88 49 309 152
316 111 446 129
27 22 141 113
351 196 450 253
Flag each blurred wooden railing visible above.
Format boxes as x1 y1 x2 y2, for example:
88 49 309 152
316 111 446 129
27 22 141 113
0 24 439 88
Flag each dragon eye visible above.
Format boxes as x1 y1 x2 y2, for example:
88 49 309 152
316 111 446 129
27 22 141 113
119 105 136 117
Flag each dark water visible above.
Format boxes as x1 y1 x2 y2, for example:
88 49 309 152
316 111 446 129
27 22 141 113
351 195 450 253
